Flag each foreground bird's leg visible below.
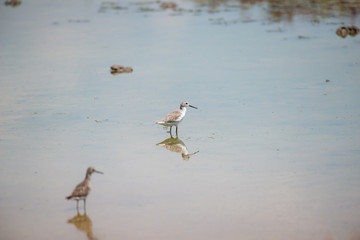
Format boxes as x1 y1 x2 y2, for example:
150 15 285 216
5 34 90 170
76 200 79 213
84 199 87 213
175 126 178 137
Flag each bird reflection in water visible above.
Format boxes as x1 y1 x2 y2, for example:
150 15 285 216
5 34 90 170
67 212 98 240
156 136 199 161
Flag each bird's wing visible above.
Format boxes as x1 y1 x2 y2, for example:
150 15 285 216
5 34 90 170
71 181 90 197
162 110 182 122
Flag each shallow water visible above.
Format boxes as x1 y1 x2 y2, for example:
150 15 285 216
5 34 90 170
0 1 360 240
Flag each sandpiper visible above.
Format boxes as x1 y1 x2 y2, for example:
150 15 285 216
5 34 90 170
155 100 197 136
66 167 103 212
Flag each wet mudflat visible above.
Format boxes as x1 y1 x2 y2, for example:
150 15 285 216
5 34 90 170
0 1 359 240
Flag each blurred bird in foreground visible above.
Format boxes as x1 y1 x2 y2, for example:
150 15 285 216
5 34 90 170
66 167 103 212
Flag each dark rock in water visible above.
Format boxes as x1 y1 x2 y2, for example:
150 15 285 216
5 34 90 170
161 2 177 10
336 25 359 38
348 25 360 36
4 0 21 7
336 27 348 38
110 65 133 74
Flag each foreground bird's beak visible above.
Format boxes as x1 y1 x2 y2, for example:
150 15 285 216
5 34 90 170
189 105 198 109
95 170 104 174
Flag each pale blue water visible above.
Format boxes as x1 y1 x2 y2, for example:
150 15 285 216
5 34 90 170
0 1 360 240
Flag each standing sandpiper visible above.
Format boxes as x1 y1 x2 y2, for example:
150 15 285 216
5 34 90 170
66 167 103 212
155 100 197 136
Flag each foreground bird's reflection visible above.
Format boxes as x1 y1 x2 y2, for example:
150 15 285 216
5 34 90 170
67 212 98 240
156 136 199 161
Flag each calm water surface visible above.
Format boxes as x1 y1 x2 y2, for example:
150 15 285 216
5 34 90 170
0 1 360 240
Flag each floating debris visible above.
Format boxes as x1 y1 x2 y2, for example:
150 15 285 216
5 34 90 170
267 27 284 33
160 2 177 10
336 26 359 38
98 1 127 13
298 35 311 39
4 0 21 7
68 19 90 23
94 119 109 123
96 1 360 27
110 65 133 74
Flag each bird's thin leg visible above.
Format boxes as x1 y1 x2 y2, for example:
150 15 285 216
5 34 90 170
169 126 172 135
170 127 174 138
84 198 86 213
176 126 178 137
76 200 79 213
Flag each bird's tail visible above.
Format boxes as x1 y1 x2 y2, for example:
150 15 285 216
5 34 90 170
65 195 72 200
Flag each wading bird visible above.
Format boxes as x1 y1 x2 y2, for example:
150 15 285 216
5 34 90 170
155 100 197 136
66 167 103 212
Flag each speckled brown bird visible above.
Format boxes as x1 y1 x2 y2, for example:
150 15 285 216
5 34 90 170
66 167 103 212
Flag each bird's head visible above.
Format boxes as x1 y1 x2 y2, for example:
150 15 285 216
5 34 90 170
180 100 198 109
87 166 103 175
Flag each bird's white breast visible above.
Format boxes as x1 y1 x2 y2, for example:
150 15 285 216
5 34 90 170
175 108 186 122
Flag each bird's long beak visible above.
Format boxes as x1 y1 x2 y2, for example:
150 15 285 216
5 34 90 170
95 170 103 174
189 105 198 109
